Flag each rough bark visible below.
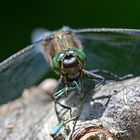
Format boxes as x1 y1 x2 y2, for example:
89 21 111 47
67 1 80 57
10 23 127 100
0 77 139 140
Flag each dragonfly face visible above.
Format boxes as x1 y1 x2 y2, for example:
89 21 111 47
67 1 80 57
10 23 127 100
0 27 140 104
53 48 86 83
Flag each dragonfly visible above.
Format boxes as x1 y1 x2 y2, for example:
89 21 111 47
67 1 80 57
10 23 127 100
0 27 140 137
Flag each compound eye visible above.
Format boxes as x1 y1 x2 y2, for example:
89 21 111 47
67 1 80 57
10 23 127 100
58 53 64 59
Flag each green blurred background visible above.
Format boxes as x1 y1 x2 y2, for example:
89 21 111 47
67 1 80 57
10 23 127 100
0 0 140 61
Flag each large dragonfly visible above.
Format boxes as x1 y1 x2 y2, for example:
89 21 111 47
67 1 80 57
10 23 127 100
0 27 140 101
0 27 140 138
0 27 140 105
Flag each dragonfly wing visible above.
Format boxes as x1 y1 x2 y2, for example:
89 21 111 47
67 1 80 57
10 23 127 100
73 28 140 36
31 28 51 43
0 42 48 104
74 28 140 76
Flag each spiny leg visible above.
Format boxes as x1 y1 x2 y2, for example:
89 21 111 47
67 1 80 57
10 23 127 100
83 69 105 88
53 81 81 121
54 99 72 122
51 115 79 137
53 83 72 122
52 83 73 136
90 69 133 81
68 94 86 140
52 79 70 122
53 79 81 99
52 81 81 136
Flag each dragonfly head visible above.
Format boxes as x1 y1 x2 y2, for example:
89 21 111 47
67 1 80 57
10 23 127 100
52 48 86 81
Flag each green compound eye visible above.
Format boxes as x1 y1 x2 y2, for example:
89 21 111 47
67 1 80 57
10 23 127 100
70 48 86 65
52 52 64 74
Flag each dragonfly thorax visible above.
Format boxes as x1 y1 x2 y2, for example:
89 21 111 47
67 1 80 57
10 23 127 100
43 31 83 68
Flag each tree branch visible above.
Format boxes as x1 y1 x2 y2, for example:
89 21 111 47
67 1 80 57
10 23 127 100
0 77 139 140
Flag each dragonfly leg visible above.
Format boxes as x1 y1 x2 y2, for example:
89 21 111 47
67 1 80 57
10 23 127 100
90 69 133 81
53 81 80 121
52 81 82 136
68 95 86 140
51 115 78 137
52 94 85 138
53 81 80 99
83 69 105 88
55 100 72 121
53 86 72 122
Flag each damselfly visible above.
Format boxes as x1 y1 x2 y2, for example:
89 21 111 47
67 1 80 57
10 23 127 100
0 27 140 137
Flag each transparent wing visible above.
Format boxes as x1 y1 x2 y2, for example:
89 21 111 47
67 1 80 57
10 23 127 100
0 42 48 104
74 28 140 76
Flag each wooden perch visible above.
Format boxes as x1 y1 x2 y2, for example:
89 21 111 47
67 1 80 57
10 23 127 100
0 77 140 140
